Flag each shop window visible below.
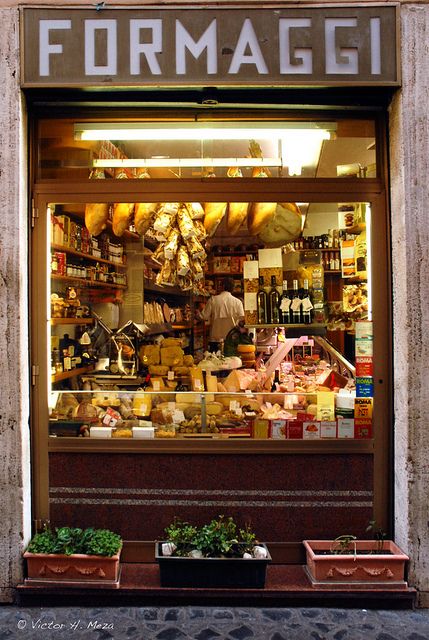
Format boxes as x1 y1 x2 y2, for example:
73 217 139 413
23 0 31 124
37 116 376 180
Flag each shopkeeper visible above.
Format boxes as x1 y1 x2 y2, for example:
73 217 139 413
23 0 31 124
201 277 245 352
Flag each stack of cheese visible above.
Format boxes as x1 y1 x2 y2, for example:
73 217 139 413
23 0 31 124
236 344 256 368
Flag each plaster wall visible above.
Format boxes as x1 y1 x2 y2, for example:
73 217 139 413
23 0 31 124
0 7 31 603
390 4 429 606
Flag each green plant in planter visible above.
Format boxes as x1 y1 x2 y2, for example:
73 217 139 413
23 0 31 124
164 515 257 558
26 526 122 557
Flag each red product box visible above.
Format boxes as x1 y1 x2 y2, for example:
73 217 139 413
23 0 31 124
296 412 316 422
287 420 304 439
354 419 373 439
356 356 373 377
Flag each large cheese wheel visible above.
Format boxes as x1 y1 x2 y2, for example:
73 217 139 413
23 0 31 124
258 202 303 247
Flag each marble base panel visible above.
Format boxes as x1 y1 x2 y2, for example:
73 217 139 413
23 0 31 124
49 453 373 542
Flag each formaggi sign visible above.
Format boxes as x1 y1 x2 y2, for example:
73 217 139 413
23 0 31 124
21 6 399 88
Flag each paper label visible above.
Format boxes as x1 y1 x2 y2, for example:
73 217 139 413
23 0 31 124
152 380 161 391
280 298 291 312
244 292 258 311
172 409 185 424
167 370 175 380
355 339 373 356
301 296 314 312
291 298 302 312
354 398 373 419
355 321 373 341
316 391 335 421
243 260 259 279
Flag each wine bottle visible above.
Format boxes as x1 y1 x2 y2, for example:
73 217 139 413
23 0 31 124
268 275 280 324
257 276 268 324
280 280 291 324
290 279 302 324
271 368 281 392
301 279 313 324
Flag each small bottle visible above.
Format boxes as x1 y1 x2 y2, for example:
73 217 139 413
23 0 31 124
301 279 313 324
268 275 280 324
257 276 268 324
279 280 291 324
330 252 336 271
290 279 302 324
334 253 340 271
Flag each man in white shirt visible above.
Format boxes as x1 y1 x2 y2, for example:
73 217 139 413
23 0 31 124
201 278 245 352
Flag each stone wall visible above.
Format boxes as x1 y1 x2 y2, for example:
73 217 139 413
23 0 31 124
390 4 429 607
0 8 31 603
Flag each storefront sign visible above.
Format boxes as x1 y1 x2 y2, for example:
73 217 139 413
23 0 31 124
21 6 399 87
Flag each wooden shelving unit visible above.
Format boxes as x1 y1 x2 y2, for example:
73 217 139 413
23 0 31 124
51 365 94 383
51 274 127 289
51 243 127 269
50 318 94 325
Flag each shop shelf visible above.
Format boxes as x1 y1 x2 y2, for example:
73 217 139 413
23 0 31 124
51 243 127 269
51 274 127 289
52 365 94 383
50 317 94 325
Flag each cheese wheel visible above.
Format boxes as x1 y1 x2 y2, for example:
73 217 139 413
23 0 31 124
236 344 256 353
258 202 303 247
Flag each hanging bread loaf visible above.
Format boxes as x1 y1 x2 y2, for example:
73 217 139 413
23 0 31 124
84 203 109 236
203 202 227 237
112 203 134 237
135 203 158 235
258 202 304 247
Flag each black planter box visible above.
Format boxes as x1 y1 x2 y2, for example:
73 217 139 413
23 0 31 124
156 542 271 588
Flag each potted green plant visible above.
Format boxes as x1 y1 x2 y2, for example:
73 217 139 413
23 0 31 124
24 526 122 588
303 522 409 589
156 515 271 588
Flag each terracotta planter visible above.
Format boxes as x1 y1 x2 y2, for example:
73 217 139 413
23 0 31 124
156 542 271 588
24 551 121 589
303 540 409 590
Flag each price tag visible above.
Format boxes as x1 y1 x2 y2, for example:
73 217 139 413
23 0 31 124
194 379 201 390
152 380 161 391
172 409 185 424
167 370 175 380
168 402 176 411
229 400 240 412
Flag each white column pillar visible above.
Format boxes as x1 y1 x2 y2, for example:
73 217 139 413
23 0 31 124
0 8 31 603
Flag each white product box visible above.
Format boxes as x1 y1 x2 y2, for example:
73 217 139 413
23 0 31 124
132 426 155 439
90 426 112 438
303 421 321 439
337 418 355 438
320 421 337 438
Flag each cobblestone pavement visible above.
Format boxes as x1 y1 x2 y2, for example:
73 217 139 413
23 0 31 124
1 606 429 640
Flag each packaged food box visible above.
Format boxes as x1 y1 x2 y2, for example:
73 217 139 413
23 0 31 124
303 421 321 439
132 426 155 439
320 421 337 438
337 418 354 438
269 419 287 439
253 418 269 439
90 426 112 438
287 420 303 439
354 419 372 439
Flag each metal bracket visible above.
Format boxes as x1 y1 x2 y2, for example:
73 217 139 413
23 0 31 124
31 364 40 386
31 199 39 228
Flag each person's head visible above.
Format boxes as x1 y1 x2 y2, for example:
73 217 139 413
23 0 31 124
223 277 234 293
